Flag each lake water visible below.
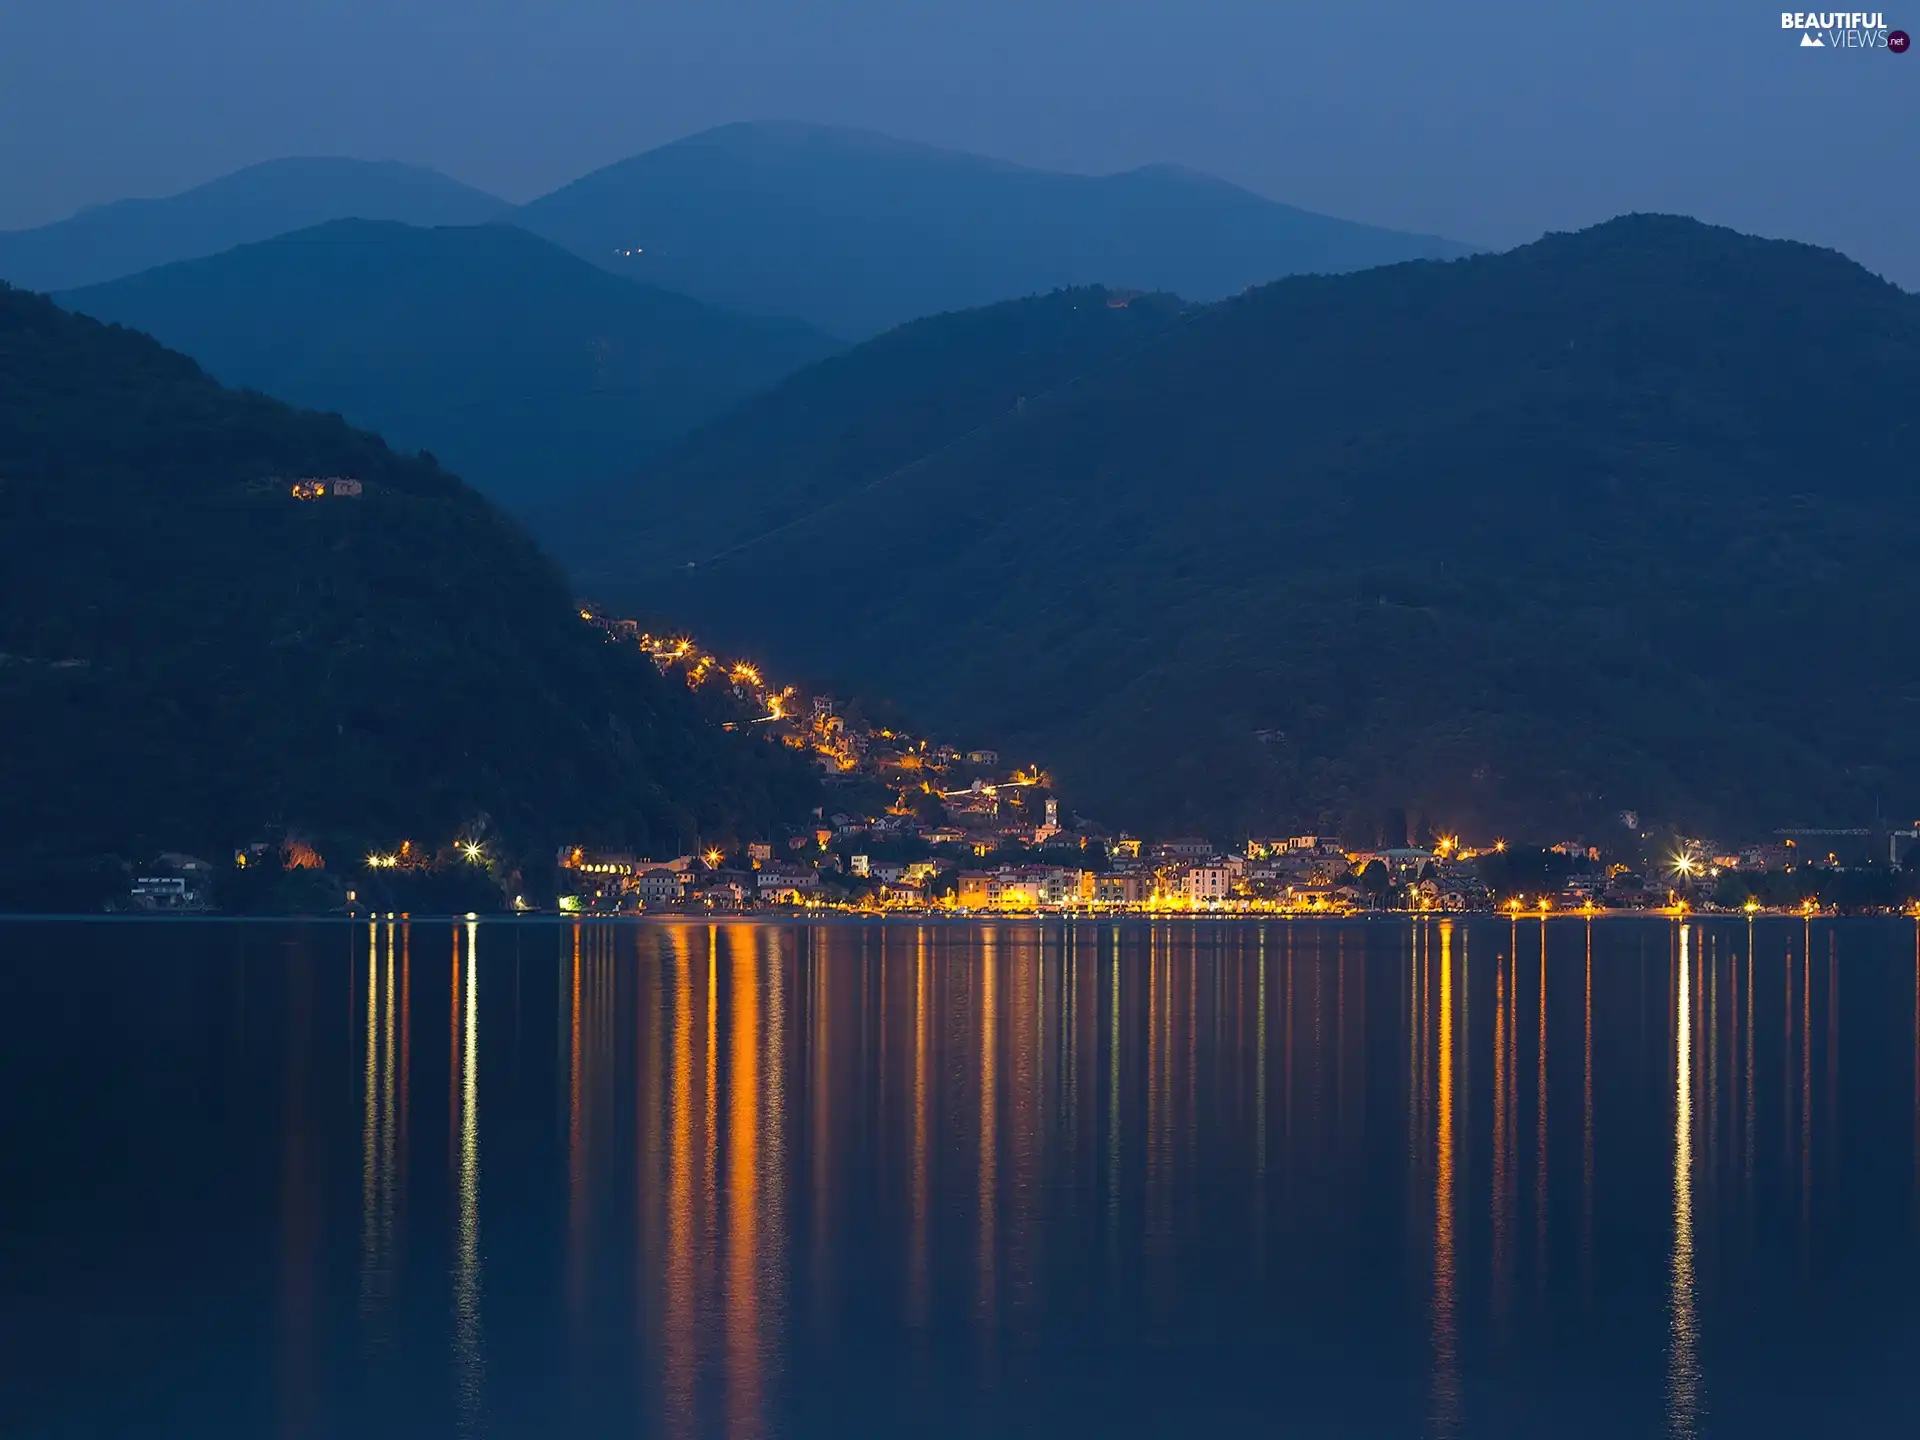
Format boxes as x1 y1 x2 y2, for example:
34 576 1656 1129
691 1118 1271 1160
1 917 1916 1437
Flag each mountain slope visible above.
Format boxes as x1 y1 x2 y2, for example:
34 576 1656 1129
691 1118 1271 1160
561 285 1191 586
0 157 506 293
599 216 1920 841
59 220 839 513
512 121 1470 338
0 284 816 890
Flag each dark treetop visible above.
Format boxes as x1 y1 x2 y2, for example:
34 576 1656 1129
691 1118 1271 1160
0 285 817 899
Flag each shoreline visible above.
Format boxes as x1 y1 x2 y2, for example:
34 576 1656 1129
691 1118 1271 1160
4 908 1909 925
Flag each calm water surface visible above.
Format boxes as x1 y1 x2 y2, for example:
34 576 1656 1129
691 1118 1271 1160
1 918 1917 1437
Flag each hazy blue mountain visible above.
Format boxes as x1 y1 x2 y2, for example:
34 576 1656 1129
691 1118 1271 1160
589 216 1920 842
60 219 839 513
0 282 816 900
0 157 507 293
561 284 1192 583
512 121 1471 338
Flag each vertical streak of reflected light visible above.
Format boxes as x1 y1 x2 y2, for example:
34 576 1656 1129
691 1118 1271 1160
911 934 929 1325
1744 937 1754 1202
353 922 398 1349
1255 932 1268 1275
449 928 462 1173
979 933 999 1329
568 926 584 1317
1285 929 1296 1162
1108 942 1120 1272
1257 938 1268 1179
1336 939 1347 1135
454 920 484 1431
1411 925 1425 1247
1430 922 1460 1436
1708 938 1720 1194
763 927 791 1426
1802 927 1813 1273
1147 933 1161 1245
401 923 411 1194
1583 921 1594 1299
1492 948 1510 1325
1783 942 1793 1171
812 941 832 1308
1536 934 1548 1294
663 938 695 1437
1458 928 1468 1289
726 940 762 1440
1728 940 1743 1175
1667 925 1699 1440
1188 940 1199 1176
706 932 718 1266
1826 937 1838 1192
360 926 378 1322
1011 938 1040 1320
381 924 396 1276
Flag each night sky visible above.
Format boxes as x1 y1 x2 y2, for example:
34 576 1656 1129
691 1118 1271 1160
2 0 1913 286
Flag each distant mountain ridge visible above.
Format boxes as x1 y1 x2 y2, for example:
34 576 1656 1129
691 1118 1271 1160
59 219 839 513
511 121 1472 338
6 126 1470 343
0 157 506 292
579 215 1920 842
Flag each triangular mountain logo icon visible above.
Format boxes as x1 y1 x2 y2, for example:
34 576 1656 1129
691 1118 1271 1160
1799 31 1824 45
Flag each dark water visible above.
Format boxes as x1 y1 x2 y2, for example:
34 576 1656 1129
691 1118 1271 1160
1 918 1917 1438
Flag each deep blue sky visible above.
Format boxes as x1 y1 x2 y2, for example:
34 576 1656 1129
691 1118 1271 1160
2 0 1914 284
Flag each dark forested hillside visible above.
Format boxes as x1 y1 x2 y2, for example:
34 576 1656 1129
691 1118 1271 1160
59 220 838 516
590 216 1920 842
512 121 1468 338
0 157 505 293
0 285 816 894
560 286 1190 584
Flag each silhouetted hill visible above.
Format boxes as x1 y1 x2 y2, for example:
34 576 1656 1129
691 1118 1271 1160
0 284 816 897
0 157 506 292
59 220 838 513
512 121 1470 338
591 216 1920 842
561 285 1191 582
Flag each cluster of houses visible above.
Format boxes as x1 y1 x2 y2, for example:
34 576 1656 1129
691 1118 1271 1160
555 833 1503 916
286 476 363 499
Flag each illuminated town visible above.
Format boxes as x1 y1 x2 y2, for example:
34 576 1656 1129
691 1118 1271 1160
128 613 1919 917
510 612 1920 920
